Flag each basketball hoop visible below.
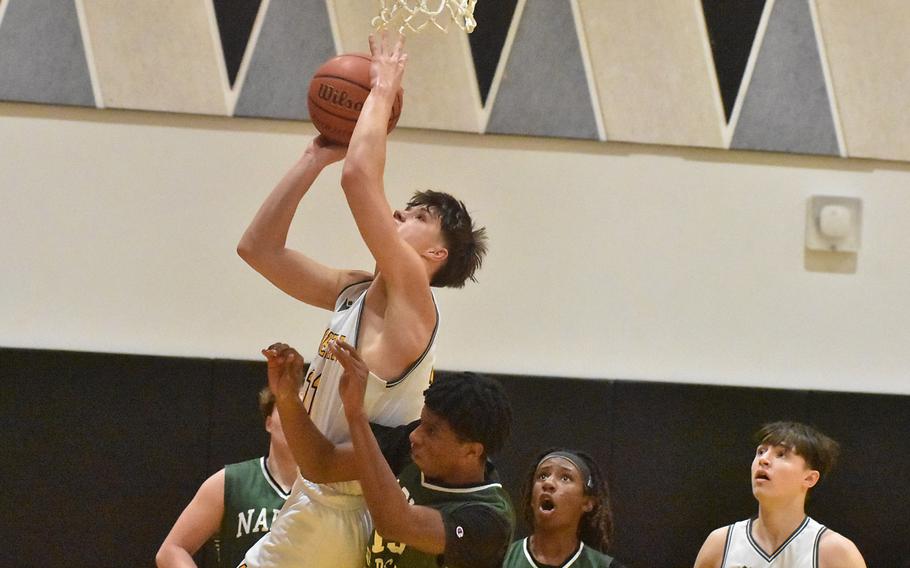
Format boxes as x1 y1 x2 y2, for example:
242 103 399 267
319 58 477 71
372 0 478 34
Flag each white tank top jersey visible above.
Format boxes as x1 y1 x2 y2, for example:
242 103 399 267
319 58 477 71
302 279 437 445
722 516 828 568
241 281 438 568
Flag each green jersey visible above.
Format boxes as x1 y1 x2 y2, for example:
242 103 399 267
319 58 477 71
366 423 515 568
207 457 289 568
502 538 623 568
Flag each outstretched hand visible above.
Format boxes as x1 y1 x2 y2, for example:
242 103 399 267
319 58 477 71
261 342 306 402
368 32 407 95
328 339 370 418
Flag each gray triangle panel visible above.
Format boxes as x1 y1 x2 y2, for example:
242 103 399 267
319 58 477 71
234 0 336 120
731 0 838 155
486 0 598 140
0 0 95 106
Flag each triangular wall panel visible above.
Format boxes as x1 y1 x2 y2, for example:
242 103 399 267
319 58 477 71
468 0 519 106
486 0 598 140
700 0 766 122
577 0 725 148
731 0 839 156
814 1 910 162
212 0 263 87
0 0 95 107
234 0 335 120
82 0 229 115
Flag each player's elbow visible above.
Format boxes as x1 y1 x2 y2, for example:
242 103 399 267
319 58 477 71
237 228 254 257
236 239 252 261
341 156 383 196
236 233 266 269
154 544 175 568
340 161 368 193
369 507 411 542
372 517 404 542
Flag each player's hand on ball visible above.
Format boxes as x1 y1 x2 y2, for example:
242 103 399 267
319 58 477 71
329 339 369 416
306 135 347 166
368 32 407 96
262 342 305 401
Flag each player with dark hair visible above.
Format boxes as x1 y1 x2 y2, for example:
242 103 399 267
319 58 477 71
403 189 485 288
156 388 295 568
694 421 866 568
259 339 515 568
503 449 626 568
236 33 487 568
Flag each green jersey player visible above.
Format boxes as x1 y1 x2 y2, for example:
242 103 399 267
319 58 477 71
262 339 515 568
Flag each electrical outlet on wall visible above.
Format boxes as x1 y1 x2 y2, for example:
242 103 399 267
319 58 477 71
805 196 862 253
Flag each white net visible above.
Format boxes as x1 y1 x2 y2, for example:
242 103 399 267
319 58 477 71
372 0 478 34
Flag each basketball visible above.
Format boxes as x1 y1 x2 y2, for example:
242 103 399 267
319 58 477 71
307 53 404 145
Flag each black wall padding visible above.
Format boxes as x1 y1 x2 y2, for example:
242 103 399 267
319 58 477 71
607 382 809 566
209 358 272 472
0 348 214 566
496 375 613 538
2 348 907 567
805 391 910 568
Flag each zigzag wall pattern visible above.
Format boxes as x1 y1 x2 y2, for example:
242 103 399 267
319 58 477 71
1 0 908 161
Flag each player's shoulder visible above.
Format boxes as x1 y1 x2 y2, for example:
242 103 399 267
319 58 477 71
693 525 730 568
335 272 373 305
818 529 866 568
225 456 262 470
203 467 227 487
194 467 227 505
704 525 731 546
338 271 373 293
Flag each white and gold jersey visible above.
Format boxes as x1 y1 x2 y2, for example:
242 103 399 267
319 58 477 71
243 280 437 568
303 279 437 444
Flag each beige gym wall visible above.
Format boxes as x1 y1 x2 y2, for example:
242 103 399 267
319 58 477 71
2 101 909 395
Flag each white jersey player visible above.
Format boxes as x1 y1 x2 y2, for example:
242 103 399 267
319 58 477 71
694 422 866 568
236 33 487 568
720 516 827 567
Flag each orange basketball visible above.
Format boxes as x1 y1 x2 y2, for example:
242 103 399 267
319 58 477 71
307 53 403 145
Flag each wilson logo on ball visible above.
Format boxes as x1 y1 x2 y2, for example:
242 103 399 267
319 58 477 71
307 52 403 145
316 84 365 112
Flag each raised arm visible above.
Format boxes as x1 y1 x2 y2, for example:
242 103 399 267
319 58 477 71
237 136 370 310
155 470 225 568
262 343 357 483
332 340 447 554
339 33 429 292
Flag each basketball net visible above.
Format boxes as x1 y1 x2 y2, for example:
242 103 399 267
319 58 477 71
372 0 477 34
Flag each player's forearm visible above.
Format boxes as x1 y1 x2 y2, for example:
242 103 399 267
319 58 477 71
347 411 412 536
155 545 198 568
341 89 396 192
237 154 324 261
275 395 353 483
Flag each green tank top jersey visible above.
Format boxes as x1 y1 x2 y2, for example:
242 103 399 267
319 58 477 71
207 457 289 568
365 462 514 568
502 538 619 568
